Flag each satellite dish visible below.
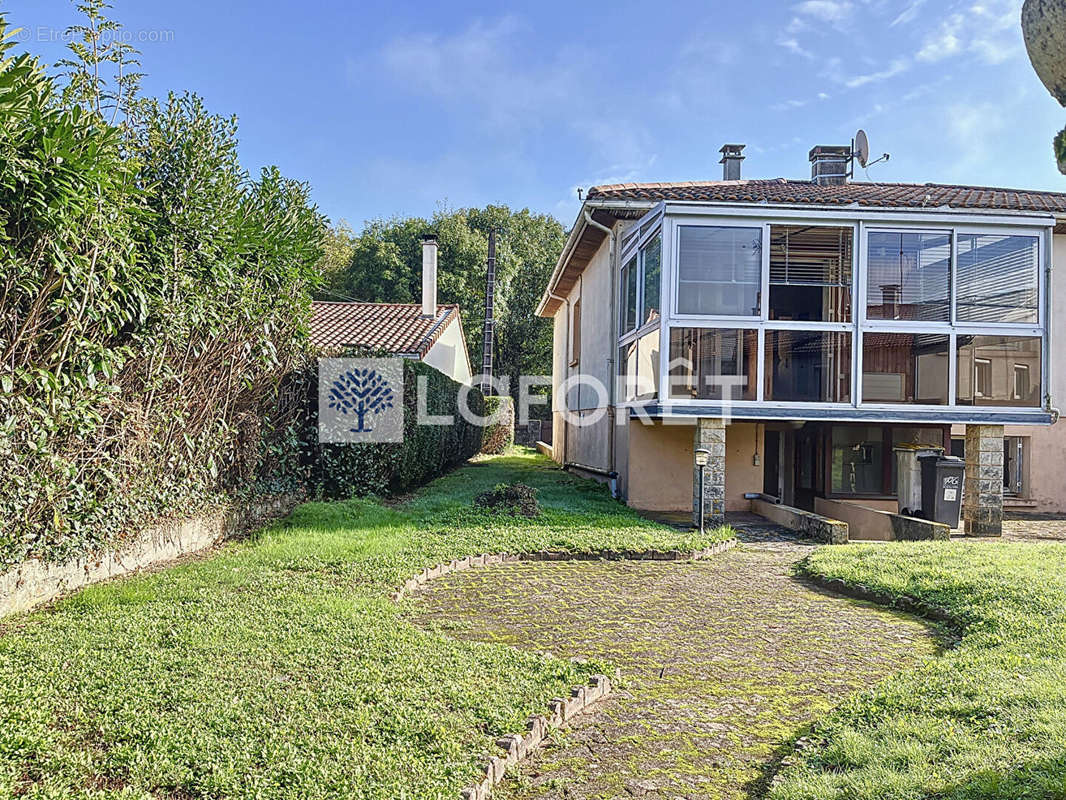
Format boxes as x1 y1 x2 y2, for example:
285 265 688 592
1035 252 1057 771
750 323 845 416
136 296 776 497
854 129 870 168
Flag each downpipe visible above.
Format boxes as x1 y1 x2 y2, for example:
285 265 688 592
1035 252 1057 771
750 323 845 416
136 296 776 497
582 210 620 499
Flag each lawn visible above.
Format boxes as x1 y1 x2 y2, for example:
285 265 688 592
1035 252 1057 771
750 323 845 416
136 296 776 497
0 450 730 800
773 541 1066 800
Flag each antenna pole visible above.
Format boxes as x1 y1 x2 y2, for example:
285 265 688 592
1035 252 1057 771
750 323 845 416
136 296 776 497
481 229 497 396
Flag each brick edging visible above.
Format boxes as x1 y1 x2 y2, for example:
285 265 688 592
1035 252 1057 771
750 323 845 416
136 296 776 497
798 569 958 629
390 537 737 602
389 536 738 799
460 673 612 800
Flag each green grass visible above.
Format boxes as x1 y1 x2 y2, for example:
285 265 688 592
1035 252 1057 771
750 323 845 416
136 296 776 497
773 541 1066 800
0 449 730 800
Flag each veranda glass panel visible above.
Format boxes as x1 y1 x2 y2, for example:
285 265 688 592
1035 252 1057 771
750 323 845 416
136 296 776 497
764 330 852 403
956 234 1039 323
620 255 638 333
861 333 949 405
677 226 762 316
641 233 662 325
831 425 884 495
866 232 950 321
769 225 852 322
668 328 758 401
956 335 1042 407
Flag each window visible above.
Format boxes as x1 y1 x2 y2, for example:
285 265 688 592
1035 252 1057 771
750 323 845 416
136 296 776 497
620 255 638 333
956 234 1039 323
570 299 581 366
677 226 762 316
1014 364 1030 401
974 358 992 399
831 426 884 495
769 225 852 322
861 333 949 404
668 328 758 401
957 335 1041 407
764 330 852 403
619 328 660 402
866 232 951 321
641 233 661 325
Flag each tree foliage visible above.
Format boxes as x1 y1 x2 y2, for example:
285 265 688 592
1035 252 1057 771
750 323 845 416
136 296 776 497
0 8 326 565
318 206 566 401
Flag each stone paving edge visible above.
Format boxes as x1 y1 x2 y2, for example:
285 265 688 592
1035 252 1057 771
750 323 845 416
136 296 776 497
389 537 739 799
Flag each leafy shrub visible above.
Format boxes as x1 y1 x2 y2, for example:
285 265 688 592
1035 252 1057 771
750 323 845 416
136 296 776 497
473 482 540 518
480 395 515 454
308 360 485 499
0 10 325 566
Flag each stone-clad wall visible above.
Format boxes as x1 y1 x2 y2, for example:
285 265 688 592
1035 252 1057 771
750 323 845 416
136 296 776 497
964 424 1004 537
693 418 726 527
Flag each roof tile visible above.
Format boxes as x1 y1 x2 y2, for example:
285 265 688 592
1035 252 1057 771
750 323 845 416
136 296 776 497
587 179 1066 213
310 302 459 356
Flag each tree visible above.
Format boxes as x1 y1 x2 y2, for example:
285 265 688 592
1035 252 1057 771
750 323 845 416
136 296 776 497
1022 0 1066 173
319 206 566 403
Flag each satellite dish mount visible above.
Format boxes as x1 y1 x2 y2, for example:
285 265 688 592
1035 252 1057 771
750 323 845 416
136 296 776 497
848 129 890 178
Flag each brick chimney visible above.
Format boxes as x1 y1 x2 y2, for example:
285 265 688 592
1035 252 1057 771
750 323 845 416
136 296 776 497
809 145 851 186
420 234 438 318
719 144 745 180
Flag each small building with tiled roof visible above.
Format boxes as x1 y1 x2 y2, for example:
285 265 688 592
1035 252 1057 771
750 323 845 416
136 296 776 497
311 237 473 385
538 141 1066 531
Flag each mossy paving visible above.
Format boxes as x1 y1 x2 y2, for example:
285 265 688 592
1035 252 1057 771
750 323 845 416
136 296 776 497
409 529 942 799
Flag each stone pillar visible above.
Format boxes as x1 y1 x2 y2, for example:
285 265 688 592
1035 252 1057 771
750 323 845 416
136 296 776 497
963 424 1003 537
693 418 726 528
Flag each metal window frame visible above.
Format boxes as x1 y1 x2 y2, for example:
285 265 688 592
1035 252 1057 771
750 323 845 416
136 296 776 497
653 205 1053 419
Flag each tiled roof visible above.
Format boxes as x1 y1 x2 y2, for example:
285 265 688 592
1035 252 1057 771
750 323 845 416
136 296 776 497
310 301 460 356
587 179 1066 214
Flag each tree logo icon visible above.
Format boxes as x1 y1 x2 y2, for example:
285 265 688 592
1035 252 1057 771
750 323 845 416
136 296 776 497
328 367 396 433
318 358 404 443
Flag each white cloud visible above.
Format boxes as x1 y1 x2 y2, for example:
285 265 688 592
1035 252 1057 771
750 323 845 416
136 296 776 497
891 0 928 26
794 0 854 23
777 36 815 59
845 58 910 88
916 1 1024 65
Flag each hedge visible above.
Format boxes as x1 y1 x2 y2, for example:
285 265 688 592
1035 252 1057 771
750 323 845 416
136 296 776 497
0 11 324 568
480 395 515 455
308 360 486 499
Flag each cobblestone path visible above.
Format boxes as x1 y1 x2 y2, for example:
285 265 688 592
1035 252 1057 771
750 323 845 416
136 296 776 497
410 528 941 799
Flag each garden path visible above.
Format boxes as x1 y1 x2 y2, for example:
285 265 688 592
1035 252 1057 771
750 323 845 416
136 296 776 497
410 525 940 799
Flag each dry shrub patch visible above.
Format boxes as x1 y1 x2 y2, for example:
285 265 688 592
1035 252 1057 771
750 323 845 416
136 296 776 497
473 483 540 518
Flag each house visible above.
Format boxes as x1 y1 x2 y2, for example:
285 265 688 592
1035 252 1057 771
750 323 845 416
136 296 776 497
537 144 1066 535
311 235 473 385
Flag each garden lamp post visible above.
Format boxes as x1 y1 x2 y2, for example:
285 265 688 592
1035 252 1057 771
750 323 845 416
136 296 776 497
694 448 711 535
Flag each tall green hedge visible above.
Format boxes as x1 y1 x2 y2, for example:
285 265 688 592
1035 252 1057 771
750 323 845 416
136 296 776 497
0 12 325 567
308 360 485 499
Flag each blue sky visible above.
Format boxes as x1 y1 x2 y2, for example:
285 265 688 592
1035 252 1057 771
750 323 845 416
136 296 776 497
5 0 1064 228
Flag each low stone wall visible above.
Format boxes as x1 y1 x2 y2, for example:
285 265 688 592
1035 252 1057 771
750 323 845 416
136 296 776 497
0 494 298 618
750 499 849 544
816 498 950 542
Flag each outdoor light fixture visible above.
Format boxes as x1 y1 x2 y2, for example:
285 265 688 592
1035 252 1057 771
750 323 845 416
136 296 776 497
694 448 711 535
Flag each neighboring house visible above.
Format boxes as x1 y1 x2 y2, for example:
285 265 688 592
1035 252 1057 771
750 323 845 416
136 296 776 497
537 144 1066 534
311 235 473 385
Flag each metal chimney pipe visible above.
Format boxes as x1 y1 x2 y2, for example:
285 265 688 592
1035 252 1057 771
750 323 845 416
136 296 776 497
420 234 438 317
719 144 746 180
